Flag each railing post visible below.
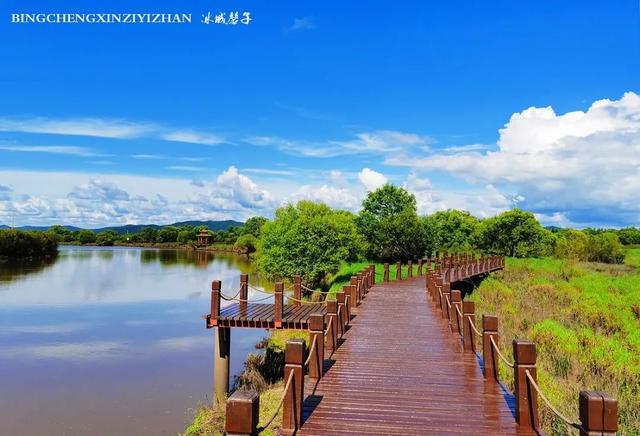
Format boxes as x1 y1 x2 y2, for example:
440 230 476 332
407 260 413 278
326 301 338 353
579 391 618 435
240 274 248 307
336 291 347 336
350 276 359 305
345 283 356 309
341 285 352 321
450 290 462 334
441 282 451 319
225 390 259 436
369 264 376 285
482 315 499 380
293 275 301 307
396 261 402 281
357 272 364 302
417 258 423 276
463 301 476 352
383 262 389 282
513 340 539 430
274 282 283 329
282 339 304 435
308 313 324 380
208 280 222 328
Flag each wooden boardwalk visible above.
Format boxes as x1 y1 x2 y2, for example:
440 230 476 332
299 276 530 435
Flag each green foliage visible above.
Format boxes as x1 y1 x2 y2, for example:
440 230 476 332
474 209 553 257
357 184 426 261
618 227 640 245
46 225 74 243
234 233 258 253
77 229 96 245
243 216 268 237
139 227 158 243
556 230 625 264
422 209 479 254
471 250 640 434
258 201 364 287
95 230 117 246
157 226 179 243
0 229 58 258
177 230 195 244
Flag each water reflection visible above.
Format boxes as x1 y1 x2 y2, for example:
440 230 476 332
0 246 269 436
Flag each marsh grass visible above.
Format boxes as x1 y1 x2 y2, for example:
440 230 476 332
470 249 640 434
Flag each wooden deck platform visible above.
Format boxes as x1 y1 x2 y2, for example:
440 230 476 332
298 276 532 435
215 302 325 329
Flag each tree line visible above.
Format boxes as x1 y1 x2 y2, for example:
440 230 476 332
257 185 631 287
44 217 267 249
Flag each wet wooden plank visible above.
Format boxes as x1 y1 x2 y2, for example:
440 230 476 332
298 275 532 435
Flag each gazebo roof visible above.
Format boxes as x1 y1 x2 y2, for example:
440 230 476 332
197 229 211 236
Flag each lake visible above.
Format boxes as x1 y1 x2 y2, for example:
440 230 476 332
0 246 271 435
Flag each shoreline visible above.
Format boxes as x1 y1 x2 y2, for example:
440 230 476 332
58 242 247 254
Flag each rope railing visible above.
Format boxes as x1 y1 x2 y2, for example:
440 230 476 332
284 294 321 305
255 370 295 433
220 288 242 301
304 336 318 368
301 284 332 294
490 335 514 369
525 370 581 430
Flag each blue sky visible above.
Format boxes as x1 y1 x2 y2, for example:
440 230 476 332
0 0 639 227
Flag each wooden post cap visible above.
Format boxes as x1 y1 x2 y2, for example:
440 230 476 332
482 314 498 331
326 300 337 313
579 391 618 432
275 282 284 292
513 340 536 365
225 390 259 435
240 274 248 283
463 301 475 313
212 280 221 291
336 291 345 304
450 290 461 302
350 276 358 285
285 339 305 365
294 275 301 283
308 313 324 331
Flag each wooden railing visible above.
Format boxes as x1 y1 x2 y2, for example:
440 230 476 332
426 257 619 435
224 264 375 435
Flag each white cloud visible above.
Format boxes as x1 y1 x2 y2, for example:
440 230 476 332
215 166 274 209
0 116 224 145
289 18 315 31
386 92 640 226
358 168 388 191
0 145 106 157
162 130 225 146
287 184 361 210
245 130 430 158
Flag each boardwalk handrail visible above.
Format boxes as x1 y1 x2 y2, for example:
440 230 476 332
425 254 619 434
223 265 373 434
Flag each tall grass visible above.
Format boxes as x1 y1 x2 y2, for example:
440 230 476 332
470 249 640 434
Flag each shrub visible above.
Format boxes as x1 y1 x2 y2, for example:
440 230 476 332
77 229 96 245
234 234 258 253
555 229 590 261
0 229 58 259
587 232 625 264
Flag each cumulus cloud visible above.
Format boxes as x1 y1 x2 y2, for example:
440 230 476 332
387 92 640 226
358 168 388 191
287 184 361 210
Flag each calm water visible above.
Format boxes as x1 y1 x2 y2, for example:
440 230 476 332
0 246 270 436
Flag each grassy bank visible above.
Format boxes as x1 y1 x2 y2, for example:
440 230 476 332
471 249 640 434
0 229 58 259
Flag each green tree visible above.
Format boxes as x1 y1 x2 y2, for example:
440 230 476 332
177 229 195 244
243 216 268 237
47 225 73 243
587 232 625 264
96 230 117 246
139 227 158 243
157 226 179 243
258 201 364 287
475 209 551 257
555 229 589 261
618 227 640 245
422 210 479 254
356 184 426 261
77 229 96 245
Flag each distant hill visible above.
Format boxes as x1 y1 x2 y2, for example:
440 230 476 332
544 225 564 233
0 220 244 234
